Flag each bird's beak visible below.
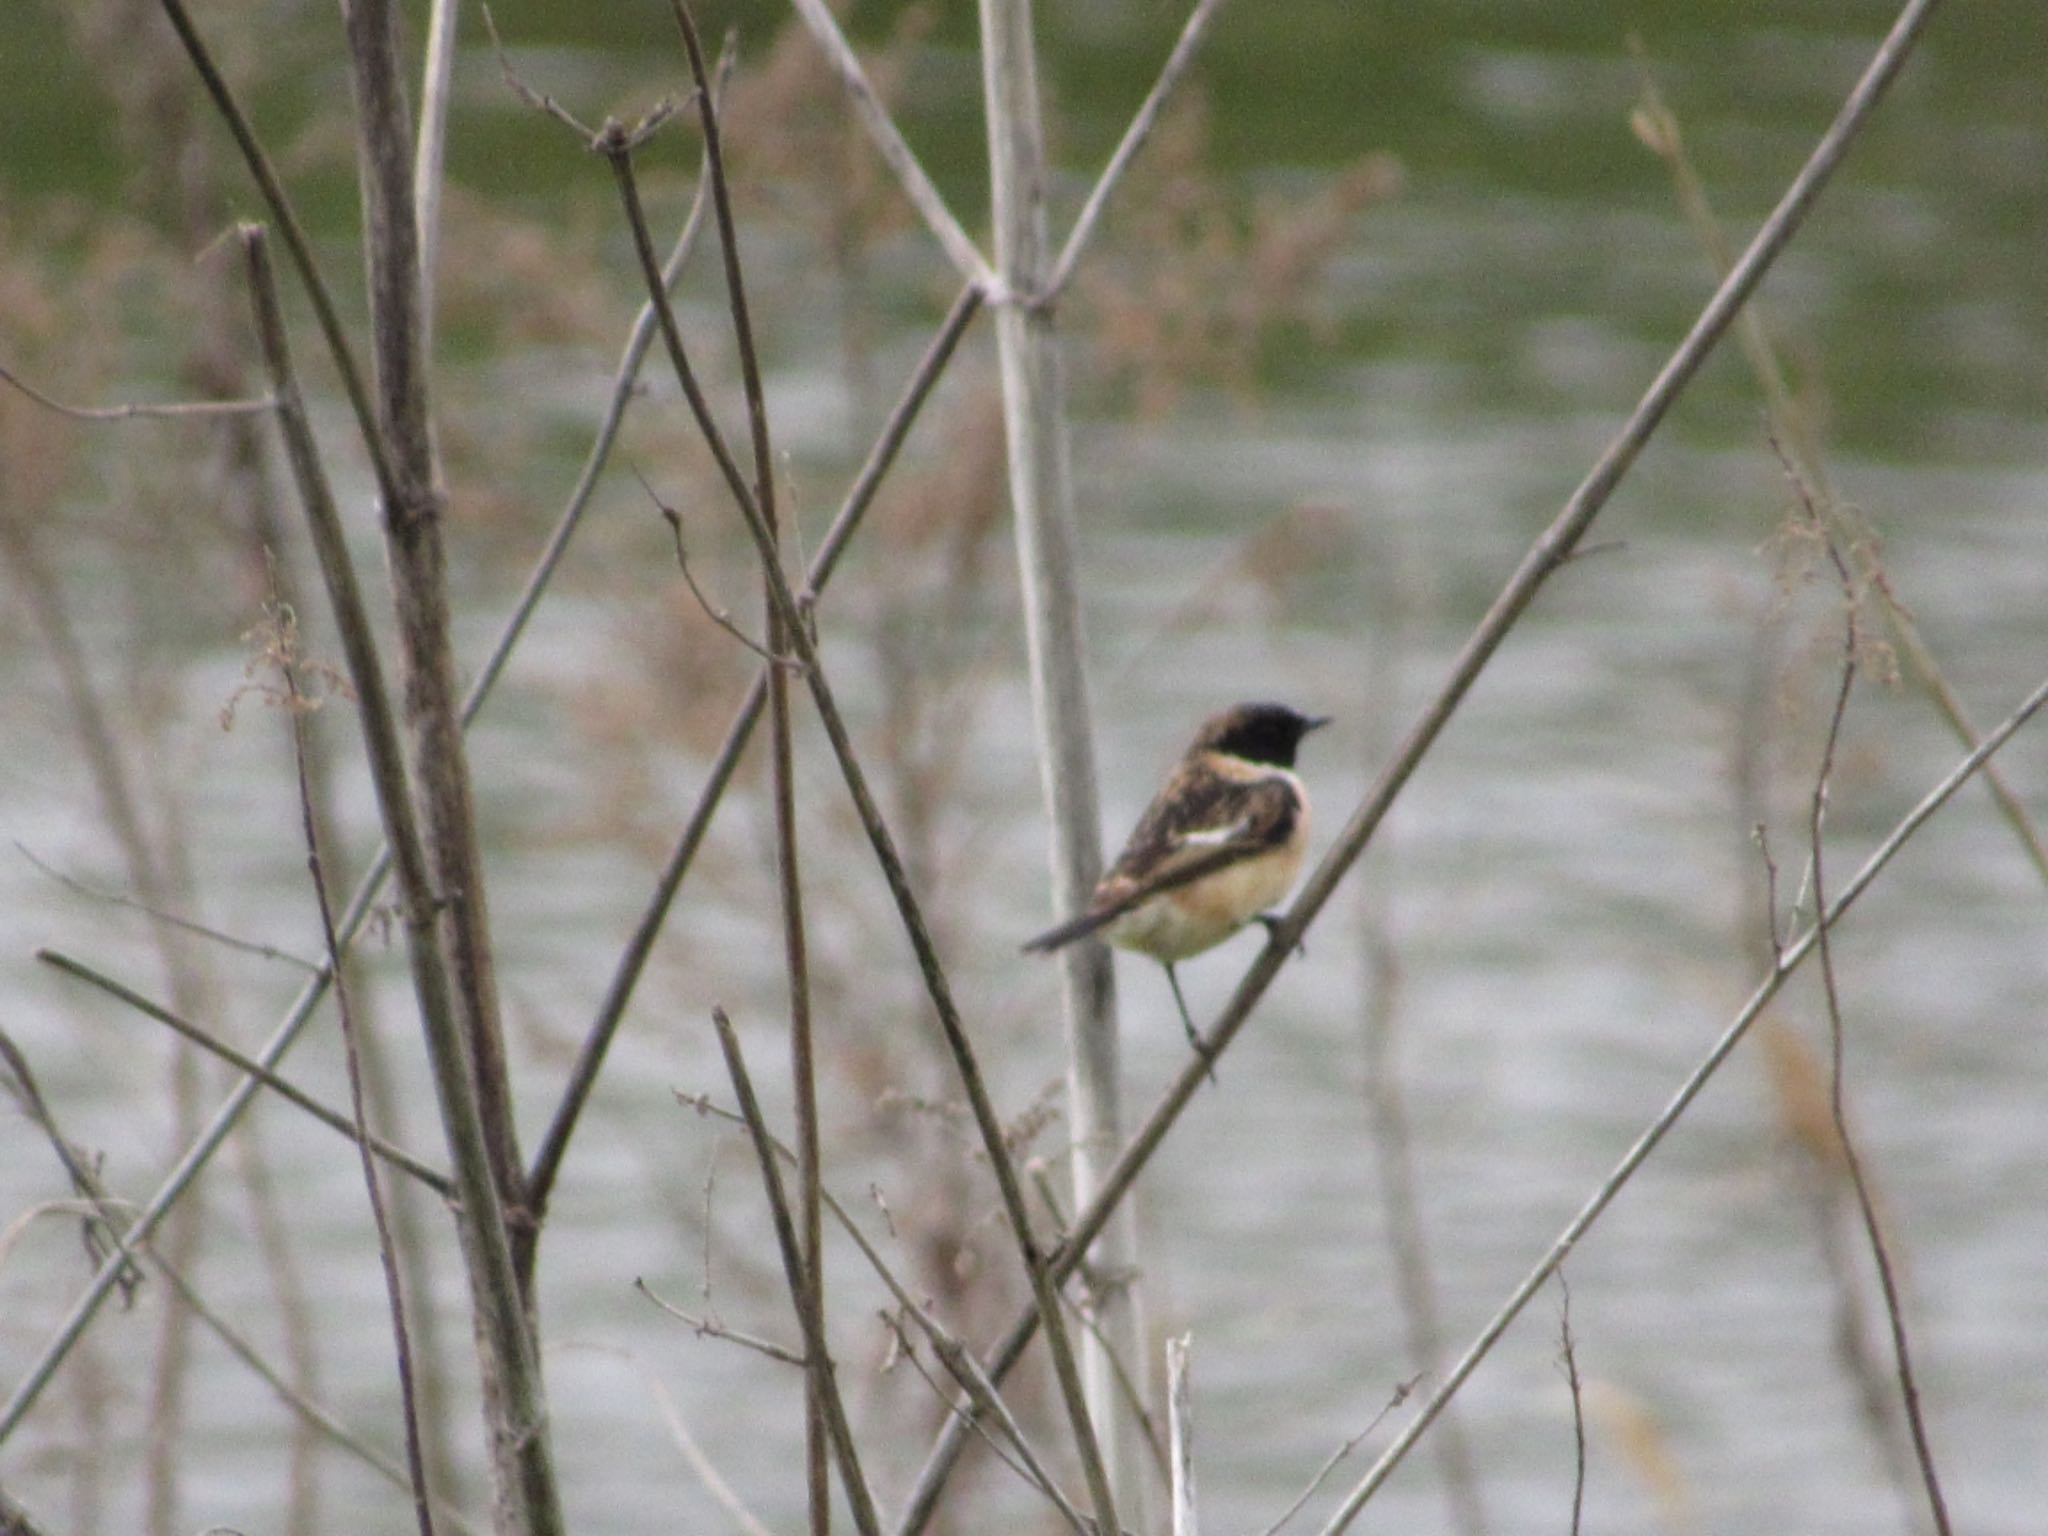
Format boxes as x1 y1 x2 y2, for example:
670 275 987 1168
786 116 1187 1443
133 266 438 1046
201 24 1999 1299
1304 714 1333 733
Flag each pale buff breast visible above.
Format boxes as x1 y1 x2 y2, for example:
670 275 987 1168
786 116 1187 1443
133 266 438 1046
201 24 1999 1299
1102 780 1309 963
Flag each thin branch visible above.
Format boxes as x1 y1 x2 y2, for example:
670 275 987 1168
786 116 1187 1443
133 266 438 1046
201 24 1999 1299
677 1091 1091 1535
0 1484 58 1536
0 358 273 421
35 948 452 1199
1632 46 2048 891
522 281 982 1229
344 0 532 1343
480 3 673 144
1358 821 1484 1534
279 599 437 1536
637 468 786 665
896 3 1947 1524
0 1027 144 1299
1801 503 1954 1536
659 15 830 1528
241 221 560 1534
1252 1376 1419 1536
708 1008 885 1536
1041 0 1230 305
1557 1276 1585 1536
876 1312 1069 1523
150 0 397 502
1309 701 2033 1536
0 140 733 1442
18 842 319 973
608 109 1119 1528
0 1112 481 1535
978 0 1136 1515
147 1245 487 1536
783 0 999 293
634 1278 807 1368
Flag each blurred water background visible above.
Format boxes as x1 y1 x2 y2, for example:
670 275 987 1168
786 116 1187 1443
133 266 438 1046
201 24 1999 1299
1 1 2045 1533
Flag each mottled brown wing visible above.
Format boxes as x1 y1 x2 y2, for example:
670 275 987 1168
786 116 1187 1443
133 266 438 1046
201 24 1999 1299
1103 758 1296 892
1021 759 1297 952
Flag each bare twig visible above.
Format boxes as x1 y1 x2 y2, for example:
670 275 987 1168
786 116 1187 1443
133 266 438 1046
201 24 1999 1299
603 84 1125 1535
1557 1275 1585 1536
1362 908 1486 1536
523 280 982 1230
241 223 561 1535
708 1008 884 1536
35 948 452 1198
276 593 436 1536
1253 1375 1419 1536
1041 0 1231 305
1354 563 1486 1536
783 0 998 292
0 139 734 1441
876 1312 1063 1518
17 843 320 972
342 0 529 1297
657 16 833 1521
149 1250 487 1536
677 1092 1090 1535
979 0 1139 1513
1308 683 2033 1536
1633 44 2048 890
0 1027 144 1299
1800 502 1954 1536
151 0 396 500
480 3 676 145
634 1278 806 1368
0 1178 483 1534
0 359 272 420
637 469 785 665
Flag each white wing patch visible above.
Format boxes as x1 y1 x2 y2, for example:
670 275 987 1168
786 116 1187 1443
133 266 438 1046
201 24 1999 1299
1178 816 1248 849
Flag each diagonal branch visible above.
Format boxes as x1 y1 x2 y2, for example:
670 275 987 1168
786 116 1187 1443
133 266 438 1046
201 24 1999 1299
677 1090 1090 1534
523 281 981 1227
150 0 397 502
1800 499 1954 1536
1041 0 1232 305
0 358 273 421
605 114 1122 1536
895 1 1949 1524
709 1009 884 1536
278 600 438 1536
783 0 999 292
0 151 723 1448
241 221 563 1536
1309 669 2042 1536
35 948 452 1199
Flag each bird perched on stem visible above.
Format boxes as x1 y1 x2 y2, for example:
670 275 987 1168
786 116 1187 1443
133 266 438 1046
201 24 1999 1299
1023 701 1328 1066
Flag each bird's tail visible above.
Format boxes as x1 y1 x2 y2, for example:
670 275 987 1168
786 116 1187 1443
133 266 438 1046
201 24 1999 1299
1020 905 1116 955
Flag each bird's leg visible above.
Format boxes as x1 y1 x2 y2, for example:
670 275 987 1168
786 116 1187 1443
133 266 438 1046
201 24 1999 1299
1256 911 1307 957
1165 963 1219 1085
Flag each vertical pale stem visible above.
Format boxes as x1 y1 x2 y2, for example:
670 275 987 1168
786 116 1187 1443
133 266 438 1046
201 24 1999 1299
1167 1335 1197 1536
975 0 1143 1512
412 0 459 356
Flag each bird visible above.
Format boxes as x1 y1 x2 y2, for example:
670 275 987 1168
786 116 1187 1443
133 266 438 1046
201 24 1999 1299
1022 701 1328 1063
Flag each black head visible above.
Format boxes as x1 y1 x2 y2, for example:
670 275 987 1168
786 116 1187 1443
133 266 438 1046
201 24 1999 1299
1192 702 1331 768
